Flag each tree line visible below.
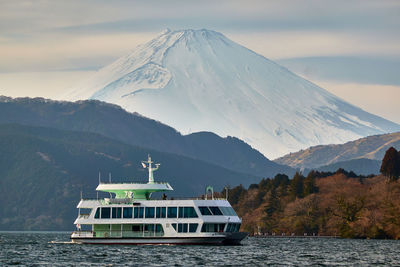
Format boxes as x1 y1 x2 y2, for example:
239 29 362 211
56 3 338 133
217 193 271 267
226 146 400 239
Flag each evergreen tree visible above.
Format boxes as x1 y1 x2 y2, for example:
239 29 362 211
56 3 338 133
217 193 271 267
289 172 305 199
380 147 400 181
304 171 318 196
273 174 289 188
273 173 289 196
228 184 246 205
265 187 279 217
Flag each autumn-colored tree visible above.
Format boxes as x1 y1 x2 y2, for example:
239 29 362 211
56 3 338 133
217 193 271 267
380 147 400 181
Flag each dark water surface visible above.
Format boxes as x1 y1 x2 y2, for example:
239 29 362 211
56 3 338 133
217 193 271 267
1 232 400 266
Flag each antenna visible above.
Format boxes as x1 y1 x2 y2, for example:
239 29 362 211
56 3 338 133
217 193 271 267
80 189 83 200
109 172 112 183
98 171 101 184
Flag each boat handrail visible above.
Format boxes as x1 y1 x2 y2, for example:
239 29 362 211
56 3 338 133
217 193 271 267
80 197 227 202
98 181 170 185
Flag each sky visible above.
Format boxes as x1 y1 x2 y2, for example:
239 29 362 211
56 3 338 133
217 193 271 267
0 0 399 123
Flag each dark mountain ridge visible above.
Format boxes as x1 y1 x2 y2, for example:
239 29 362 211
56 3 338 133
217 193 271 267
0 96 294 177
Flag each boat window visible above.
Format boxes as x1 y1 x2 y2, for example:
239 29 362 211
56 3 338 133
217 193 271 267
201 223 226 232
175 223 196 233
167 207 177 218
226 223 241 232
209 206 223 215
132 224 142 232
94 208 100 219
219 206 237 216
155 224 164 233
235 223 241 232
199 206 212 216
145 207 155 218
123 207 132 218
184 207 198 218
134 207 144 218
112 207 122 218
189 223 198 233
100 207 111 218
178 207 184 218
178 207 199 218
156 207 166 218
145 224 155 233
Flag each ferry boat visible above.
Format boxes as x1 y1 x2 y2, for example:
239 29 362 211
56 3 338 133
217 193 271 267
70 155 248 245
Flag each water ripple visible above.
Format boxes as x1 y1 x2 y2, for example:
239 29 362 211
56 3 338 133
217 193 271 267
1 233 400 266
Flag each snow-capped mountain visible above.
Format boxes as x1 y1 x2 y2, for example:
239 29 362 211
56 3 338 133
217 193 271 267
65 29 400 159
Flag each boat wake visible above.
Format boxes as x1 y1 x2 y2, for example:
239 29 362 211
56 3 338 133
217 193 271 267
48 241 77 244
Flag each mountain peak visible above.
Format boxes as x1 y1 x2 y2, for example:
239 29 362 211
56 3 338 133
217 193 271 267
64 30 400 159
156 28 230 47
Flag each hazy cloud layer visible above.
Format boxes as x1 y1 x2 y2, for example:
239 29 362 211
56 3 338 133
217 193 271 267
0 0 399 123
277 57 400 86
1 0 399 72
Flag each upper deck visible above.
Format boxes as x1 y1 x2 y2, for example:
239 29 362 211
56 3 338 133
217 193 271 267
95 155 173 200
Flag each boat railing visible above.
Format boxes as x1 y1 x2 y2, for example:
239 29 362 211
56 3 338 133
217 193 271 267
87 230 164 238
99 181 170 185
80 199 102 202
71 231 94 238
81 197 227 202
78 214 90 219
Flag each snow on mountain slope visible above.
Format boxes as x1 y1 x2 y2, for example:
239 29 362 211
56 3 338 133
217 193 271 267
65 29 400 159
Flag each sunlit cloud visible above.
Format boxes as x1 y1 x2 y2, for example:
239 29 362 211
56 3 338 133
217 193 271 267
0 33 156 72
227 31 400 60
315 81 400 124
0 0 399 124
0 71 95 99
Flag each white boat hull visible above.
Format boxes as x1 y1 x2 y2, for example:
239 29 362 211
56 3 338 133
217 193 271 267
71 232 247 245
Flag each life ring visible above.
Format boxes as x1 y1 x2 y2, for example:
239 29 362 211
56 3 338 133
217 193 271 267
104 232 109 237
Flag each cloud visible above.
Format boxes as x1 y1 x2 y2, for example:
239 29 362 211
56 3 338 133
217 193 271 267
0 71 95 99
1 29 400 72
0 32 156 72
227 31 400 59
2 0 399 35
315 81 400 124
277 56 400 86
0 0 399 124
1 0 398 72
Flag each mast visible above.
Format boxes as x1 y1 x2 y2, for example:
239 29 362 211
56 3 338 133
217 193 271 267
142 154 160 184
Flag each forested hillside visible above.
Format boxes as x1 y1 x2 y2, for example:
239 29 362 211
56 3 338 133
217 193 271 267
228 170 400 239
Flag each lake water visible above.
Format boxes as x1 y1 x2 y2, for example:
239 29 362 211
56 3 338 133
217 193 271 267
1 232 399 266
